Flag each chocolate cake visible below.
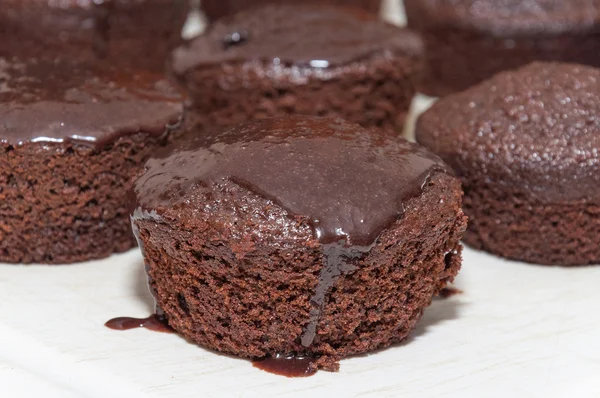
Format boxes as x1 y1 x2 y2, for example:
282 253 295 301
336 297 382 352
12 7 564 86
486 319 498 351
405 0 600 96
416 62 600 265
170 4 423 132
0 0 189 71
132 116 467 371
0 57 183 264
201 0 382 21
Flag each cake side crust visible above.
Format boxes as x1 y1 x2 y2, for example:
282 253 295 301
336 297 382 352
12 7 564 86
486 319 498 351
175 52 422 132
0 133 168 264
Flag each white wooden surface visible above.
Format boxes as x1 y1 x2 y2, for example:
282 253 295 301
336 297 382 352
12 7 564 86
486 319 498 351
1 246 599 397
2 2 600 397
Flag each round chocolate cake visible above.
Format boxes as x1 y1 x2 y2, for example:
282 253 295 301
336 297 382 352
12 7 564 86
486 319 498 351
170 4 423 132
405 0 600 96
201 0 382 21
133 116 467 371
416 62 600 265
0 57 183 264
0 0 189 71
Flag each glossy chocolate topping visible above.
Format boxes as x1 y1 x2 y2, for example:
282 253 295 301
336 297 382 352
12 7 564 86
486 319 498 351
417 62 600 203
408 0 600 36
0 57 183 147
438 287 463 298
171 4 422 75
253 354 317 378
135 116 447 246
105 315 174 333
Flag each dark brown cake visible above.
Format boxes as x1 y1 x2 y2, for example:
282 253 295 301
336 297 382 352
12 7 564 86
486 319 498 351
0 57 183 264
405 0 600 96
416 62 600 265
201 0 382 21
133 116 467 371
170 4 423 132
0 0 189 71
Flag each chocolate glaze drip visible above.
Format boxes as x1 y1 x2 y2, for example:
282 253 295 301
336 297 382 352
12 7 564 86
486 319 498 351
105 315 174 333
113 209 168 329
135 116 449 348
253 354 317 378
131 208 163 237
131 208 165 314
0 57 182 147
438 287 463 298
171 4 422 74
300 242 372 347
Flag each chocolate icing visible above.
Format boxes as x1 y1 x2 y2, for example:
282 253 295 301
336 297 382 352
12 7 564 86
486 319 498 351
409 0 600 36
171 4 422 75
131 208 164 315
134 116 448 347
253 354 317 377
438 287 463 298
105 315 174 333
417 62 600 203
0 57 182 147
135 116 446 245
300 242 371 347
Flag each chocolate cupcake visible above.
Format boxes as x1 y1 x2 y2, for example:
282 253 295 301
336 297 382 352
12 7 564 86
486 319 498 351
416 62 600 265
405 0 600 96
0 57 183 264
0 0 189 71
201 0 382 21
132 116 467 371
170 4 423 132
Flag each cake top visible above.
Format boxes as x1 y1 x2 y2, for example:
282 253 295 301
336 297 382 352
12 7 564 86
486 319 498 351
407 0 600 36
171 4 422 74
5 0 170 10
135 116 448 246
0 57 183 147
417 62 600 202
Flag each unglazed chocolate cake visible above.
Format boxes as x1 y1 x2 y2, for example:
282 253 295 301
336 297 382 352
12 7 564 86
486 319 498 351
417 62 600 265
132 116 467 371
170 4 423 132
405 0 600 96
0 0 189 71
0 57 183 264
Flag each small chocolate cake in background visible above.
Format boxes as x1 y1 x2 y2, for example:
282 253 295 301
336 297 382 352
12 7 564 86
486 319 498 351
201 0 382 21
405 0 600 96
416 62 600 265
170 4 423 132
0 57 183 264
133 116 467 371
0 0 189 71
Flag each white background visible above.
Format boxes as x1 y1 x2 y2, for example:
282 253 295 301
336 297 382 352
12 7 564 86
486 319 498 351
2 247 599 397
